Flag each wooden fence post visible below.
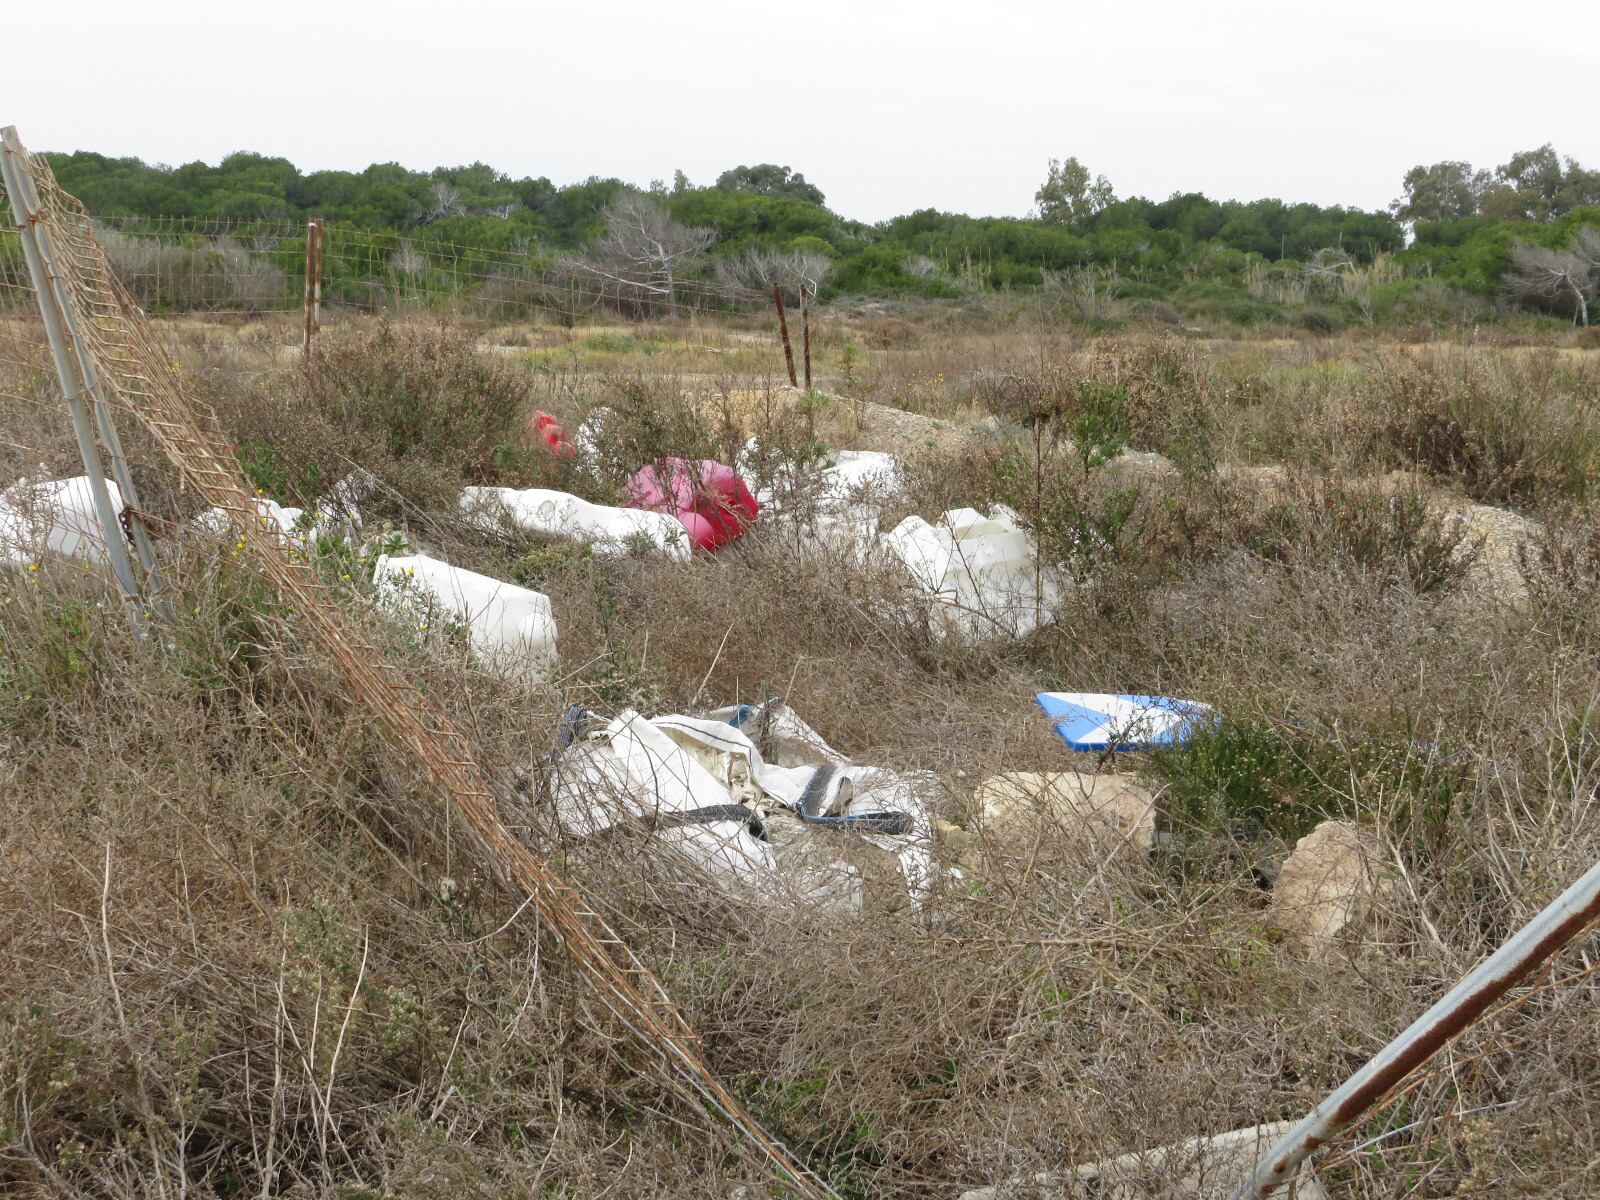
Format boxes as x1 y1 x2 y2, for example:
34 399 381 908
303 217 323 358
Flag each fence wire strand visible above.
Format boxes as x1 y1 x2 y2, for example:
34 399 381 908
86 212 771 320
0 131 838 1200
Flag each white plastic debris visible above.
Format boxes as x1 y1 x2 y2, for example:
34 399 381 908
0 476 123 565
883 505 1062 640
745 442 902 560
197 496 315 546
372 552 557 680
197 473 369 551
553 710 778 888
1036 692 1215 752
548 701 938 912
461 485 689 559
958 1120 1329 1200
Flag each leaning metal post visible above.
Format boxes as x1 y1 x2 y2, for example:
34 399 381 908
1232 856 1600 1198
773 284 798 387
2 129 166 611
0 127 148 635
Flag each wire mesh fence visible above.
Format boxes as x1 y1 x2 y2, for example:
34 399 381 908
0 128 836 1200
80 213 770 322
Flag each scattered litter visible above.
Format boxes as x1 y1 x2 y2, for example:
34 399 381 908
1270 819 1396 953
1036 692 1214 752
547 701 937 912
372 552 557 680
461 486 690 558
958 1120 1328 1199
198 472 369 550
884 505 1063 639
0 475 122 565
750 444 903 558
552 708 779 888
531 410 576 457
197 495 316 547
817 448 901 502
975 771 1156 856
625 458 759 553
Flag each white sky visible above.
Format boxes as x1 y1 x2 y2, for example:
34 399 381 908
8 0 1598 223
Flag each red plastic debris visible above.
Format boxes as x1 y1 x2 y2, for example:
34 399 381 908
624 458 759 553
531 410 575 456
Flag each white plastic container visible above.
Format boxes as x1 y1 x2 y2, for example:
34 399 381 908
461 485 690 559
883 504 1059 640
372 552 558 680
0 476 124 565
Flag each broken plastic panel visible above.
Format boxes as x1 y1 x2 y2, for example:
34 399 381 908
1037 692 1215 752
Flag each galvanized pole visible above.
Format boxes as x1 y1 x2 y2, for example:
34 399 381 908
0 128 147 636
1 129 166 612
773 285 798 388
1232 856 1600 1198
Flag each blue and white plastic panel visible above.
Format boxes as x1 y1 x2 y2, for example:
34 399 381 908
1036 692 1215 752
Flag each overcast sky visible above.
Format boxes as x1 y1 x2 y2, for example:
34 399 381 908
8 0 1597 223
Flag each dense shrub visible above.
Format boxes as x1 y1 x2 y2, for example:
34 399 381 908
295 322 533 478
1372 353 1600 507
1243 475 1481 594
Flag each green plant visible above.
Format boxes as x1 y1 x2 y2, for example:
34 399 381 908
1066 378 1130 477
294 321 533 480
1246 476 1481 594
1153 715 1465 844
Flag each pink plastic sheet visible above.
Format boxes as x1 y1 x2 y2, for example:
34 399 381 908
624 458 759 552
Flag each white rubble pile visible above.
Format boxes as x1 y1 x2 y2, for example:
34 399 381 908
975 771 1158 857
372 552 557 681
0 475 123 565
547 701 937 914
1270 819 1396 953
460 485 690 558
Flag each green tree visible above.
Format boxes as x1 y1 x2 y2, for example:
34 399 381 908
714 164 826 206
1035 157 1114 226
1478 145 1600 222
1392 161 1490 223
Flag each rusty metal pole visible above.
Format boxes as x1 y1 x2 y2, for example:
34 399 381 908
1232 856 1600 1198
801 286 812 390
303 217 322 358
773 284 798 388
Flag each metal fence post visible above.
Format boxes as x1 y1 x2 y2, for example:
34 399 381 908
773 285 798 388
303 217 323 358
1232 855 1600 1197
1 127 148 636
1 132 167 613
801 286 813 390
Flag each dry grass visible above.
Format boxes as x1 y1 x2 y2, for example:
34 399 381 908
3 316 1600 1198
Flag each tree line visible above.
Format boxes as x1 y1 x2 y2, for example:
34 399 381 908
33 146 1600 329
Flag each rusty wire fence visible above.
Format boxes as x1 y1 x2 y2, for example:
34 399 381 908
78 212 768 323
0 127 838 1200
